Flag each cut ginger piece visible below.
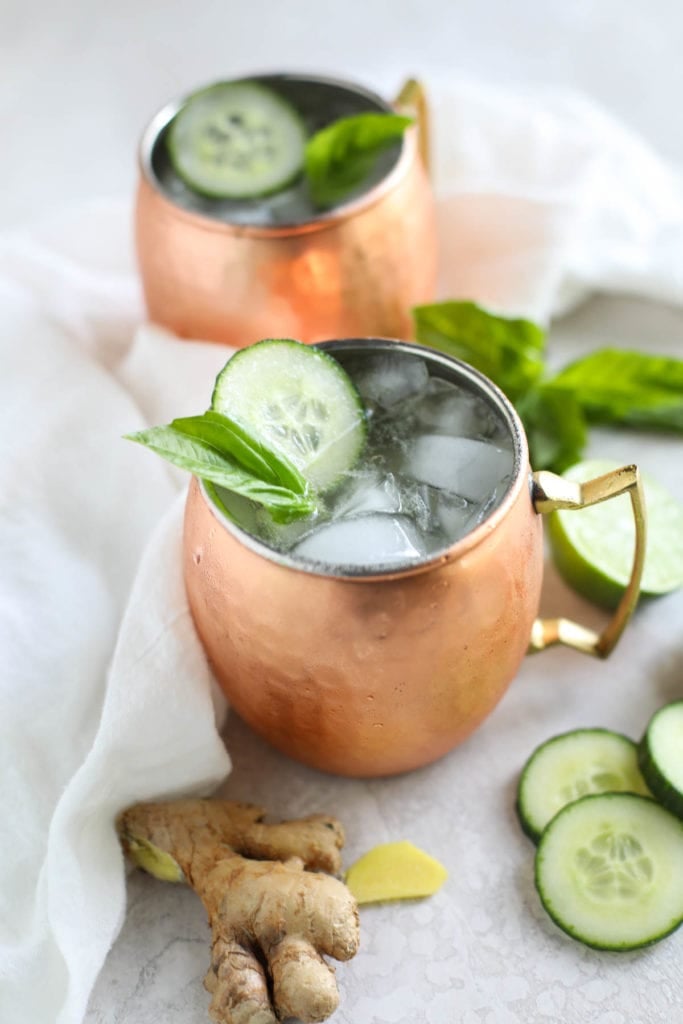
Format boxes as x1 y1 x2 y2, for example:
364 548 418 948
345 840 448 904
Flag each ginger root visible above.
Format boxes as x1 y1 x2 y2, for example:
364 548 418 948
345 840 448 904
117 800 360 1024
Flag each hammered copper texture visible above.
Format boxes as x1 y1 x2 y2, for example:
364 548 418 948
135 129 437 347
183 469 544 778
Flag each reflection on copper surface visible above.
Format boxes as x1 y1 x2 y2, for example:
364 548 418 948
135 78 437 347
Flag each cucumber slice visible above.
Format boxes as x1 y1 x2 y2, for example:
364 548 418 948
638 701 683 821
517 729 650 843
535 793 683 950
167 81 307 199
211 339 366 492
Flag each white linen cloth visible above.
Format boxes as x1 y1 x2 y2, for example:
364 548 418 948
430 78 683 320
1 80 683 1024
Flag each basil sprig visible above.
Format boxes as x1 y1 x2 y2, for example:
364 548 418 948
413 301 683 472
305 113 413 210
515 385 588 473
546 348 683 432
413 302 545 403
125 411 317 522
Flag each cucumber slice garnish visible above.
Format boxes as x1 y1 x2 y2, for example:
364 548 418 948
167 81 307 199
535 793 683 950
211 339 366 492
517 728 650 843
638 701 683 821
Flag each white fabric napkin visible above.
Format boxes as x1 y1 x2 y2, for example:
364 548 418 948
431 78 683 320
0 261 233 1022
1 80 683 1024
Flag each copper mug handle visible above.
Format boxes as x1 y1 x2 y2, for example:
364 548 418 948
393 77 430 171
529 464 647 658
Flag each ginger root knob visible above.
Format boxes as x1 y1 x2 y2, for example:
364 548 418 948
117 799 360 1024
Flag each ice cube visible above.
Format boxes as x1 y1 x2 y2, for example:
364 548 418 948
403 435 514 504
212 486 261 534
395 479 476 543
213 485 318 551
258 510 320 551
470 475 513 527
251 181 316 225
331 468 402 517
291 514 426 568
412 377 502 439
401 481 434 534
434 491 476 540
345 352 429 410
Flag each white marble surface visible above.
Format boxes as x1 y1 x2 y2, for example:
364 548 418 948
4 2 683 1022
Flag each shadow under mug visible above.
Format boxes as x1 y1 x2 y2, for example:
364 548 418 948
135 75 437 347
182 339 646 778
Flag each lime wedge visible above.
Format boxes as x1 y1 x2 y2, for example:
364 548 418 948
547 458 683 610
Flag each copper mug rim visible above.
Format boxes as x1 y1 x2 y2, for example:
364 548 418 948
199 338 530 582
138 71 418 240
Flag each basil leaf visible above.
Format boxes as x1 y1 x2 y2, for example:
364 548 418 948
171 411 309 495
305 113 413 209
413 301 546 401
124 426 316 520
517 386 588 472
547 348 683 432
171 413 277 483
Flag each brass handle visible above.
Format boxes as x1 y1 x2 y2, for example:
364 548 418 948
530 464 647 658
393 77 430 172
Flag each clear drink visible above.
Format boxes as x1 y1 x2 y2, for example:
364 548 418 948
151 75 403 226
212 346 516 571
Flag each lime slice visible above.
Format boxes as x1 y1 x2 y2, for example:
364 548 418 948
547 458 683 609
167 81 307 199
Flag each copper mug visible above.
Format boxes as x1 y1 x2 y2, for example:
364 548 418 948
135 75 436 347
183 339 646 778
